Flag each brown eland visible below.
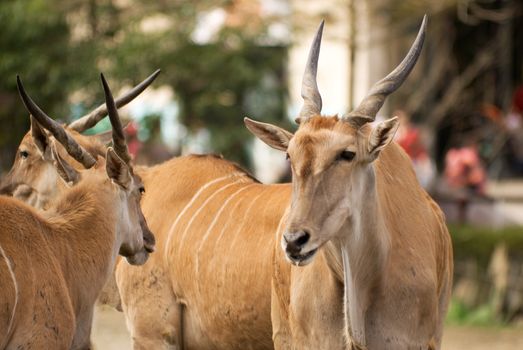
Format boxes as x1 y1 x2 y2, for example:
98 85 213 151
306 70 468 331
115 154 290 349
244 16 453 350
0 70 159 314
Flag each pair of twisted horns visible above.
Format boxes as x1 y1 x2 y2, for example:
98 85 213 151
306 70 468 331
17 73 141 168
297 16 427 127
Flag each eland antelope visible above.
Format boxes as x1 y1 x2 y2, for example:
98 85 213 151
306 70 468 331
0 75 155 350
115 154 290 349
244 17 453 349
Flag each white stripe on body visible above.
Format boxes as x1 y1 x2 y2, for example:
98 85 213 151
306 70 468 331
177 180 247 254
195 184 256 278
228 190 267 247
164 173 247 260
212 187 255 250
0 243 18 349
220 189 268 284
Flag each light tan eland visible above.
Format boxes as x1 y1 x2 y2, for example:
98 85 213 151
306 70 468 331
244 17 453 349
113 154 290 349
2 125 288 348
0 75 155 350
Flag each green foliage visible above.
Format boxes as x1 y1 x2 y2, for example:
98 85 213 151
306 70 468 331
105 7 288 166
446 298 500 326
0 0 89 169
449 224 523 267
448 224 523 326
0 0 288 171
172 41 287 165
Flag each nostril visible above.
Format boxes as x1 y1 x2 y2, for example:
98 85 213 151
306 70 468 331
285 231 310 254
296 231 310 246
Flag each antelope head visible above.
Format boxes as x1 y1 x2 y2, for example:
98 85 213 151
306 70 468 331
99 74 155 264
0 70 160 209
0 116 62 207
16 74 156 265
245 17 426 265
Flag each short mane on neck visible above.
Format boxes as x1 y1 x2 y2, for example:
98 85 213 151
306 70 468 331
45 170 114 227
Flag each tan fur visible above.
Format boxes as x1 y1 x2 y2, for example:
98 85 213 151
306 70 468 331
248 115 453 349
0 157 152 349
2 114 451 349
116 155 291 349
3 128 290 348
0 128 125 314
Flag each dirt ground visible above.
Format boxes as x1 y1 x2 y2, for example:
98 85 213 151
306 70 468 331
442 325 523 350
91 306 131 350
92 306 523 349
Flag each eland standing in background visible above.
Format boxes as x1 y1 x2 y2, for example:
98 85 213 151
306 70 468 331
245 16 453 349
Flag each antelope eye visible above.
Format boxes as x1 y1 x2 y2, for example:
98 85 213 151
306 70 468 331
139 186 145 194
337 150 355 162
20 150 29 159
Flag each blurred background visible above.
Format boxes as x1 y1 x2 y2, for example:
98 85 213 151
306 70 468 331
1 0 523 348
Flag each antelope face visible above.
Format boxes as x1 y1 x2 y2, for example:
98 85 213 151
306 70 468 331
105 148 155 266
0 129 56 207
245 16 425 266
0 125 104 209
283 118 359 265
245 116 398 265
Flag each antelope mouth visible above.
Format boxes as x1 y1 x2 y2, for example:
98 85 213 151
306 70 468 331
0 180 22 196
125 250 150 266
287 248 318 266
120 243 152 266
144 242 155 253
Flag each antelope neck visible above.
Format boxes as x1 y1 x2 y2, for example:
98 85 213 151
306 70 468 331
43 179 121 314
325 164 390 347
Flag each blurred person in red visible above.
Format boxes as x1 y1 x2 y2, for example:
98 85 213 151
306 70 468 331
125 121 142 159
394 109 435 188
444 141 486 195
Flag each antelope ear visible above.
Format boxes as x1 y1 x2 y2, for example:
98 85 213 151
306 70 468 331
51 146 80 185
244 117 293 152
106 147 131 189
367 117 399 160
30 115 50 158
